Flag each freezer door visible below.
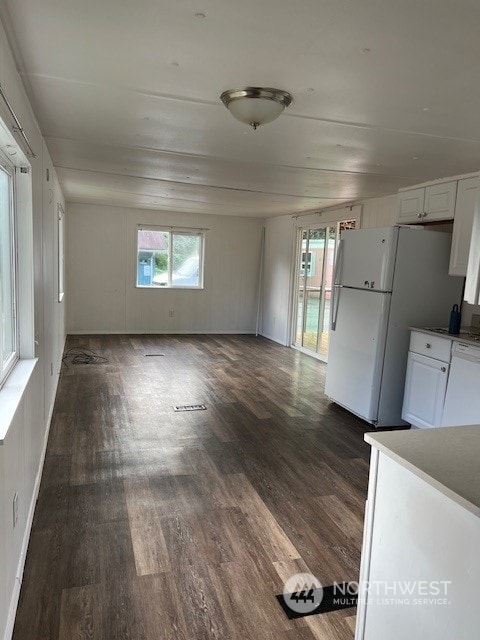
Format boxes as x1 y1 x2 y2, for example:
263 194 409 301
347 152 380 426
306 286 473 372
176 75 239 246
338 227 398 291
325 288 390 423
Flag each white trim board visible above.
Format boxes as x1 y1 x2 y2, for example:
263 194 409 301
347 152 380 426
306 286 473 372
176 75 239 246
3 363 62 640
398 171 479 192
67 330 258 335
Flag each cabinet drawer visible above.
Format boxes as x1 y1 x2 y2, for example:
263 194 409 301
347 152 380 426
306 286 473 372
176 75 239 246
409 331 452 362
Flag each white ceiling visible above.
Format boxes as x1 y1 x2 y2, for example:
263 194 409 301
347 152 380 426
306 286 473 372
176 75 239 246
3 0 480 217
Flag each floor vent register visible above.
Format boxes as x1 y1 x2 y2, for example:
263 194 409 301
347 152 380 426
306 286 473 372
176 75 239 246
173 404 207 412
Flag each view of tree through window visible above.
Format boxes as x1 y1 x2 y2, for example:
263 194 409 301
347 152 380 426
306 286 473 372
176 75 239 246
136 227 204 288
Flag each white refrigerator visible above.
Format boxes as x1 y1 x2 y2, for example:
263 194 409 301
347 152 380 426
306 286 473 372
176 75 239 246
324 226 463 427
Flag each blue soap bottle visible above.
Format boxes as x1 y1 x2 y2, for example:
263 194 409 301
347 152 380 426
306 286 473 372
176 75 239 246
448 304 461 335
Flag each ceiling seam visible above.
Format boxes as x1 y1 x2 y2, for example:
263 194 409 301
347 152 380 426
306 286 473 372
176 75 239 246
25 71 480 143
55 165 369 200
62 183 345 207
45 136 414 180
66 197 276 217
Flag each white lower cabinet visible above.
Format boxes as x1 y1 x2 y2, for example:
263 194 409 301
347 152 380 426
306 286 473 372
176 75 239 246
402 331 452 428
402 353 449 428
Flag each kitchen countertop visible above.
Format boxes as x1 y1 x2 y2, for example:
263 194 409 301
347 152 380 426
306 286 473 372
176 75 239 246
410 326 480 346
365 426 480 518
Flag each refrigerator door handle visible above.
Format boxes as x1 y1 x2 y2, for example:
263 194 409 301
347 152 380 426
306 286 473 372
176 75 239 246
331 238 345 331
333 238 345 286
331 285 341 331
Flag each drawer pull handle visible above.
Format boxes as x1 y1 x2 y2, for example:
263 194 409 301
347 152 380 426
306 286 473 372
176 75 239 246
441 366 446 372
425 343 431 348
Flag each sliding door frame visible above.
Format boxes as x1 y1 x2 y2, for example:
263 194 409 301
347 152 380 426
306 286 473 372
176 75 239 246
290 205 362 362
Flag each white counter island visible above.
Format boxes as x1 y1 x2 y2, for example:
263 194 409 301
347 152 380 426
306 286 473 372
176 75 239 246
355 425 480 640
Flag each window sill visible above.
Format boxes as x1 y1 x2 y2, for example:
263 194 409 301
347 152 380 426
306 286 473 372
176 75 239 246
135 285 204 290
0 358 38 444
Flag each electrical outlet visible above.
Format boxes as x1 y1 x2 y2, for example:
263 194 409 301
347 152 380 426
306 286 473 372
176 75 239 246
12 493 18 528
169 309 174 317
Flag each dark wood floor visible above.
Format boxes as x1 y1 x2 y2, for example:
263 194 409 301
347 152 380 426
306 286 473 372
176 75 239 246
13 334 372 640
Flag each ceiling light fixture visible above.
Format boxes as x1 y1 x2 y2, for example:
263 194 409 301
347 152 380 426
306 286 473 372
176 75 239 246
220 87 293 130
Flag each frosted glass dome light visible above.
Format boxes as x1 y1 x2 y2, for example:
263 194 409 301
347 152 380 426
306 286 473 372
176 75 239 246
220 87 293 130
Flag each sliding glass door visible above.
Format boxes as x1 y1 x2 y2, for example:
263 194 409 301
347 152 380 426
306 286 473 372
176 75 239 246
293 219 355 361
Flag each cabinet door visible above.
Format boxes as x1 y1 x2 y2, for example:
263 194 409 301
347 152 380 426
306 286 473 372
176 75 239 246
397 188 425 223
424 181 457 221
402 352 449 428
449 177 479 276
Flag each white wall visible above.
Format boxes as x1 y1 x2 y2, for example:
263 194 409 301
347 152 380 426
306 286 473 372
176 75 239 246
0 21 65 640
66 204 264 334
262 214 295 344
360 194 397 229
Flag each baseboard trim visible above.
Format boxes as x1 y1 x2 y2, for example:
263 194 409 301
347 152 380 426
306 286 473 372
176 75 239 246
67 330 258 335
259 332 289 347
3 344 64 640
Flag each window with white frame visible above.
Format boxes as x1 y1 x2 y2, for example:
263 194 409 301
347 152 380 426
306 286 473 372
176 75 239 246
136 226 205 288
0 158 18 384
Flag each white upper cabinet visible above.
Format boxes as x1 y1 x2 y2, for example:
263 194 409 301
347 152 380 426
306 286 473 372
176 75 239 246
424 181 457 220
397 172 479 285
397 181 456 223
449 177 479 277
397 188 425 222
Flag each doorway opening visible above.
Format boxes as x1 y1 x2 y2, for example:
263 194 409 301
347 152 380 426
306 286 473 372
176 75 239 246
292 219 356 361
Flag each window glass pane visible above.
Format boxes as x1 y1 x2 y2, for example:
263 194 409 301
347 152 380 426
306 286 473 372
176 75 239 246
136 228 203 288
0 168 15 367
172 234 200 287
137 229 169 286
